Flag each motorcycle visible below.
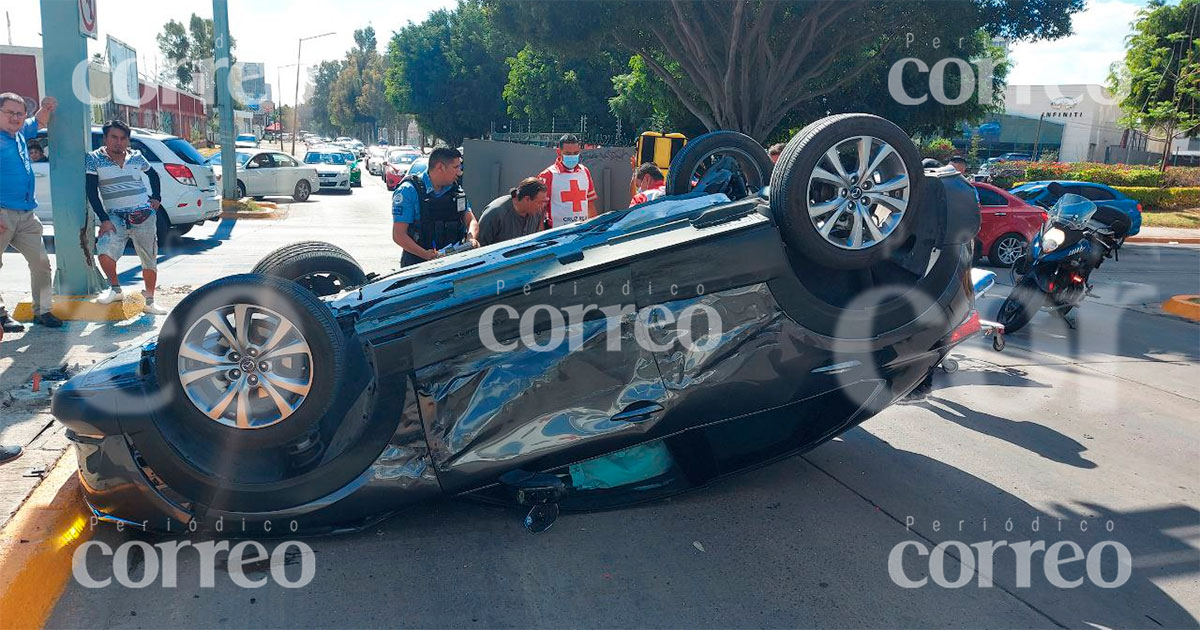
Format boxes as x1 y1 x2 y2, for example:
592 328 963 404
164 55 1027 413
997 187 1132 334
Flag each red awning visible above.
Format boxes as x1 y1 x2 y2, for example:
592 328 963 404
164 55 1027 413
265 122 281 132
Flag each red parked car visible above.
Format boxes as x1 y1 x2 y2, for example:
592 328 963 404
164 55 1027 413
974 182 1048 267
383 149 422 191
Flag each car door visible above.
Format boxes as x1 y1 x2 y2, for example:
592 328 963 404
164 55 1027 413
242 152 274 195
975 185 1011 247
270 153 299 193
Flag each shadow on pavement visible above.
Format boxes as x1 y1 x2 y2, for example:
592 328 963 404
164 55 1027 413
919 395 1097 469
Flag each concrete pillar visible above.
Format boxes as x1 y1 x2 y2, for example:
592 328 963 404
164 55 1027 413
39 0 104 296
213 0 237 200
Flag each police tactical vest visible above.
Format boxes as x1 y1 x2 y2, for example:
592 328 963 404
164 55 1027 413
406 175 466 250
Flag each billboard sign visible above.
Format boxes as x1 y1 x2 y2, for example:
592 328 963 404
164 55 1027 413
78 0 97 39
236 62 267 108
107 36 140 106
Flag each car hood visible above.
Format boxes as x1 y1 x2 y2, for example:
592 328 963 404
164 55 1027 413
315 165 349 175
329 192 765 334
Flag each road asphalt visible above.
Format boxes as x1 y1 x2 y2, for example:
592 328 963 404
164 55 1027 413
2 175 1196 628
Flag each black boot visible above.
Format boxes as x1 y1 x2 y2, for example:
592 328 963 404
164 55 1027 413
0 311 25 333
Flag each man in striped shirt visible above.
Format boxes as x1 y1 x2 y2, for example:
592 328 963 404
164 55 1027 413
85 120 167 315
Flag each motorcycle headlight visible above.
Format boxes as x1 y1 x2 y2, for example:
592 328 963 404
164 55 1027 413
1042 227 1066 252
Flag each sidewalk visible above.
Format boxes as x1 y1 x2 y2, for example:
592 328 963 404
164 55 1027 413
0 291 188 531
1128 226 1200 244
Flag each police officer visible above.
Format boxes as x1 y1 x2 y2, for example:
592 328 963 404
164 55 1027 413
391 146 479 267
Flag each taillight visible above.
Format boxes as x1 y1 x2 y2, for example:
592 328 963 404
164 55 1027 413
949 310 982 344
1070 273 1085 284
1040 211 1049 224
1136 203 1143 213
164 163 196 187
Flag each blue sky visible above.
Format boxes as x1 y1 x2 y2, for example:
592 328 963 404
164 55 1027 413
8 0 1146 103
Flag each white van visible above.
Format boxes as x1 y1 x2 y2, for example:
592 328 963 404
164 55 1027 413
32 127 221 242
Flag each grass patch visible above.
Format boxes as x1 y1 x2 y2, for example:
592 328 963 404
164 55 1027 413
198 146 220 158
1141 209 1200 229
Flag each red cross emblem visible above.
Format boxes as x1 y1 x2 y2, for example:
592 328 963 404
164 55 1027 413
560 178 588 213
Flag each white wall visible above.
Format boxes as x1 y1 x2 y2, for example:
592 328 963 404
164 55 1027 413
1003 84 1126 162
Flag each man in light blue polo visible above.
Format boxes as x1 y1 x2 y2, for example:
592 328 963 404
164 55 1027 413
391 146 479 267
0 92 62 332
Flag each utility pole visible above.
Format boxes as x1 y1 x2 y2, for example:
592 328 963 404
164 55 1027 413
40 0 104 295
292 32 335 155
213 0 237 200
1031 113 1045 161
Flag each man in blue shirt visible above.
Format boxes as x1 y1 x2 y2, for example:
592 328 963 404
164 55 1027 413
391 146 479 267
0 92 61 332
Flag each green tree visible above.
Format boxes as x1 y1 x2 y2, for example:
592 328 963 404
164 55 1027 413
304 60 344 136
609 54 706 137
490 0 1082 142
1112 0 1200 170
156 20 191 88
502 45 625 135
385 0 514 144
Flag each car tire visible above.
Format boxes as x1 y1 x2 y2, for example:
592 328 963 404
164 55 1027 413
154 273 347 452
172 223 193 238
293 180 311 202
665 130 773 200
988 233 1027 267
252 241 367 297
155 210 177 250
236 181 247 199
770 113 923 270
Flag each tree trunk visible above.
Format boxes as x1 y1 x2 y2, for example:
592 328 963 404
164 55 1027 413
1160 122 1175 172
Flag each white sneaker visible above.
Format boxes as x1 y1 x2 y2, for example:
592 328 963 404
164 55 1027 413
143 301 168 316
95 288 122 304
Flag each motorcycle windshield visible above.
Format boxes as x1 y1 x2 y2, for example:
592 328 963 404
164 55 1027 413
1050 193 1098 227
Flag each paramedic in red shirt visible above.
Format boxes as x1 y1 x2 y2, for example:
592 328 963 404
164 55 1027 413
629 163 667 207
538 134 597 228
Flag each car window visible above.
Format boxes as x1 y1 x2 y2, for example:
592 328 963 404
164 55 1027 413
131 139 160 162
976 187 1007 206
1011 187 1042 202
305 152 346 165
1079 186 1115 201
162 138 207 166
272 153 298 168
249 153 275 168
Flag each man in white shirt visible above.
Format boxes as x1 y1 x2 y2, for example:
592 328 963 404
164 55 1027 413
84 120 167 315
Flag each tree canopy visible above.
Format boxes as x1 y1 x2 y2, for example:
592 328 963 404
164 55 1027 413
1112 0 1200 168
156 14 237 90
490 0 1084 141
384 0 514 144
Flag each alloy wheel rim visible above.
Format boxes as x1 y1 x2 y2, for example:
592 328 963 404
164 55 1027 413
998 237 1024 265
805 135 910 251
177 303 314 429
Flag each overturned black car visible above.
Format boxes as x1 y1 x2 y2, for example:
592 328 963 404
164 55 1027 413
53 114 982 534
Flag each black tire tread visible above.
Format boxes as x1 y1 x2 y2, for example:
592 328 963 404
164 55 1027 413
665 130 773 196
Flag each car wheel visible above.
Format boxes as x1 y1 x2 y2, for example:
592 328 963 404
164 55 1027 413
171 223 194 238
665 130 773 200
155 274 346 451
252 241 367 297
236 180 247 199
989 233 1027 267
155 210 177 250
771 113 923 270
293 180 311 202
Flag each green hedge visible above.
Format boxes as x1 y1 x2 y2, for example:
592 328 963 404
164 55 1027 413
1022 162 1164 187
1112 187 1200 212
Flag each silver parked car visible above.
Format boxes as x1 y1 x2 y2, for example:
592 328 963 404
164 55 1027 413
209 149 319 202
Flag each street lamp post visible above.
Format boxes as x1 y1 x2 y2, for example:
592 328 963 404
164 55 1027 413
292 32 335 155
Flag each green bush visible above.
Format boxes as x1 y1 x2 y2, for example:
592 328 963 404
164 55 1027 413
1164 167 1200 187
1018 162 1163 187
987 162 1030 189
920 137 956 163
1113 186 1200 211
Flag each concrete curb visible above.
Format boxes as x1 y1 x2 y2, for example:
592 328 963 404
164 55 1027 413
1163 295 1200 321
1127 236 1200 244
12 294 146 323
0 450 90 630
219 208 289 220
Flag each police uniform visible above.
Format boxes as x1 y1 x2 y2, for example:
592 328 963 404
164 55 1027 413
392 171 470 267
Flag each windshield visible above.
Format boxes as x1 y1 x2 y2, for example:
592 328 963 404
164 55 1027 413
1050 193 1097 226
389 152 418 164
1011 187 1042 201
208 152 251 167
163 138 208 166
305 153 346 165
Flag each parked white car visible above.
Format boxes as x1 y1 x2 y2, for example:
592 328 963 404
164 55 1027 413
303 149 353 193
33 127 220 242
366 145 388 176
235 133 258 148
208 149 319 201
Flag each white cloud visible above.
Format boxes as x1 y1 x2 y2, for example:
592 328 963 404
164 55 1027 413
1006 0 1144 86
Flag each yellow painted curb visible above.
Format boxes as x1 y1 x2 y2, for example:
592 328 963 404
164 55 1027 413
1163 295 1200 321
12 294 145 323
0 451 90 630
